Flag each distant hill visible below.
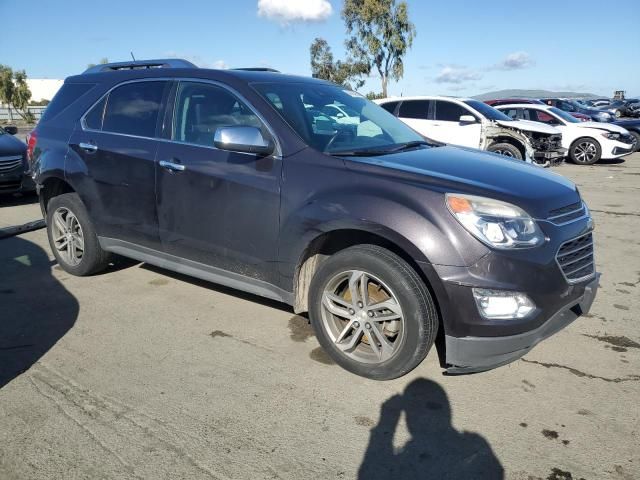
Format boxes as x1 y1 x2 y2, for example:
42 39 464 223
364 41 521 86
472 89 600 100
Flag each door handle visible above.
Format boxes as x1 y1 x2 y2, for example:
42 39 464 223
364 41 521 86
159 160 186 172
79 142 98 153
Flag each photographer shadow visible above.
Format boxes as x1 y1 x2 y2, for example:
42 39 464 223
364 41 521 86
0 236 79 389
358 378 504 480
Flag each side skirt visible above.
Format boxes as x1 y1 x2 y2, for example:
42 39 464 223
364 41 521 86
98 237 294 305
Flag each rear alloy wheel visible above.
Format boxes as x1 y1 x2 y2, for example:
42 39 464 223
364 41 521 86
614 109 621 119
309 245 438 380
570 138 601 165
487 142 523 160
46 193 111 276
51 207 85 267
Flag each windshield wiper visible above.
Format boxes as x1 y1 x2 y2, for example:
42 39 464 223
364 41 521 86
330 140 432 157
329 148 393 157
384 140 432 152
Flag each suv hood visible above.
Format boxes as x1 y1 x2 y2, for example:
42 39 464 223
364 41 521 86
577 122 629 134
496 119 560 135
343 145 579 219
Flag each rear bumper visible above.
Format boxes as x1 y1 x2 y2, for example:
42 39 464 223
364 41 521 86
444 274 599 374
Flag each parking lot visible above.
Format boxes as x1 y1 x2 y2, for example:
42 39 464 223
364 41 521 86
1 154 639 479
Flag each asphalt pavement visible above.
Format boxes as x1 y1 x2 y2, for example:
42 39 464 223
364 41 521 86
0 154 639 480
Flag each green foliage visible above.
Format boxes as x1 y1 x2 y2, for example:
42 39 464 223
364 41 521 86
87 58 109 69
342 0 416 97
0 64 33 122
365 91 385 100
30 99 50 106
310 38 368 90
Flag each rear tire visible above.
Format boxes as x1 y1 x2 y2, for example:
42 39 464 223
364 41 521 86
629 131 640 152
308 245 438 380
46 193 111 276
487 142 523 160
569 137 601 165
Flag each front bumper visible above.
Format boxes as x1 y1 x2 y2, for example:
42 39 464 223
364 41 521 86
533 148 567 166
444 274 599 374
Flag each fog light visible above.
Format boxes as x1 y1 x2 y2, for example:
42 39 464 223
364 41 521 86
472 289 535 320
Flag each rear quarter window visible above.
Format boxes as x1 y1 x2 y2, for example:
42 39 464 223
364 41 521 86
39 83 96 123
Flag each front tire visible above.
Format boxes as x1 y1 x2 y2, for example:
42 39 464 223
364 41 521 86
569 137 601 165
46 193 111 276
629 131 640 152
308 245 438 380
487 142 523 160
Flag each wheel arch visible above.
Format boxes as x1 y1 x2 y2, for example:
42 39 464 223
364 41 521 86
38 174 76 216
488 136 526 159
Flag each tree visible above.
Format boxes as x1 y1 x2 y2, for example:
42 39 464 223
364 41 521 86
342 0 415 97
310 38 368 90
0 65 33 122
87 58 109 69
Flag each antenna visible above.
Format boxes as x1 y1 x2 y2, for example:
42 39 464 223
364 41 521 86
130 51 136 61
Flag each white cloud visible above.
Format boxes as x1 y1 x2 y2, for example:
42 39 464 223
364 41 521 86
493 52 534 70
435 66 482 84
257 0 333 24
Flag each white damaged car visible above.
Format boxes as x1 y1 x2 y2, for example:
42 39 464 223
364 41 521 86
496 104 636 165
375 96 566 166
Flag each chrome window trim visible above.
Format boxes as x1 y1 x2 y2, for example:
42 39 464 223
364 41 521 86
79 77 282 159
555 231 596 285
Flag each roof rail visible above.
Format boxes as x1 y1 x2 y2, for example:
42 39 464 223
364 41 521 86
83 59 197 74
232 67 280 73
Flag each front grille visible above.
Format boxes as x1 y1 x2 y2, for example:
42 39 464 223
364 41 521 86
0 155 23 173
547 201 586 225
556 232 595 283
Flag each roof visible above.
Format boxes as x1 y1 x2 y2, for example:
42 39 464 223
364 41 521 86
71 58 332 87
493 103 553 109
376 95 470 103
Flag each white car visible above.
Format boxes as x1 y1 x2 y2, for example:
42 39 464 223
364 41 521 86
375 96 566 165
496 104 636 165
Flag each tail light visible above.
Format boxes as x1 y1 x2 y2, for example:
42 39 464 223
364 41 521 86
26 130 37 164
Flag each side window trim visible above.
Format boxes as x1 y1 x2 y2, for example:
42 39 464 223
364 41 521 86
80 77 281 157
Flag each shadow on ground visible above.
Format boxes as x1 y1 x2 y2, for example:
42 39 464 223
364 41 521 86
358 378 504 479
0 192 39 209
0 236 78 389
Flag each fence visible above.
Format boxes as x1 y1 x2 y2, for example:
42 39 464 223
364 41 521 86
0 106 47 122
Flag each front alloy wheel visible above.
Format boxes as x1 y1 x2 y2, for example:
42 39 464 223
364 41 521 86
309 244 438 380
321 270 405 364
571 139 601 165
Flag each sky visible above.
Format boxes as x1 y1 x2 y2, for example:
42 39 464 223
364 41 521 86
1 0 639 97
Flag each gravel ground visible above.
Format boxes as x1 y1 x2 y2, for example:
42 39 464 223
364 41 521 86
0 154 638 480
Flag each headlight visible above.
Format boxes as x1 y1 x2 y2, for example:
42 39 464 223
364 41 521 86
446 194 545 249
602 132 620 140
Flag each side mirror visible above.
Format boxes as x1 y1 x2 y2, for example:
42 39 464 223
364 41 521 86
213 126 274 156
459 115 476 123
4 125 18 135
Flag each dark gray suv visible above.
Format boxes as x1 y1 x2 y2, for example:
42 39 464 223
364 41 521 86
29 59 599 380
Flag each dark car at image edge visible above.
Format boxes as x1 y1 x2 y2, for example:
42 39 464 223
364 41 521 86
0 125 35 195
29 59 599 380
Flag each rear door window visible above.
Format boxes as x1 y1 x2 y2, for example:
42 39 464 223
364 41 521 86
398 100 430 119
102 81 167 138
84 96 107 130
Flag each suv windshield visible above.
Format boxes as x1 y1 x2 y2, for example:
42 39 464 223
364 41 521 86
463 100 514 121
549 107 580 123
252 82 426 155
